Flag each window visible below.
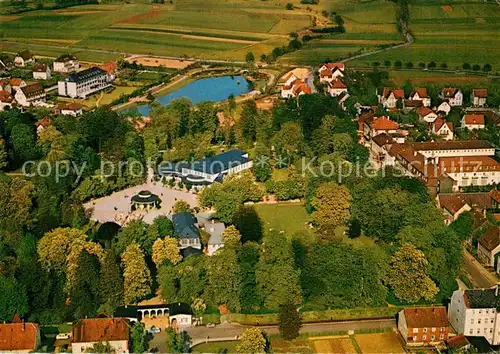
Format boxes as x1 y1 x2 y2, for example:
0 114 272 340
441 327 445 331
479 310 482 314
469 329 473 335
471 319 474 325
432 327 436 332
413 328 419 333
478 319 482 324
431 336 435 340
413 336 417 341
423 328 428 333
492 319 495 324
440 334 444 340
422 335 427 341
477 329 481 334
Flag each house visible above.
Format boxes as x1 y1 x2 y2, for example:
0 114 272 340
449 286 500 345
0 79 12 93
15 83 46 107
490 189 500 209
0 315 41 352
114 303 193 330
159 149 253 186
403 99 423 112
14 50 34 67
0 90 14 111
462 114 485 130
281 79 311 99
198 218 225 256
472 89 488 107
445 334 471 352
370 133 395 167
9 78 26 92
57 102 83 116
477 226 500 267
363 116 400 141
337 91 350 111
172 212 201 250
279 68 313 98
58 67 111 99
432 117 454 141
327 79 347 97
99 61 118 82
71 318 129 354
33 63 51 80
378 87 405 109
437 193 493 224
398 306 449 346
409 88 431 107
35 116 52 135
318 62 344 83
437 101 452 115
440 88 463 106
53 54 79 73
417 107 438 123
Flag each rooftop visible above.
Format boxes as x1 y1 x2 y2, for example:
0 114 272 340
410 87 429 98
0 319 39 351
478 226 500 252
402 306 448 328
187 149 249 175
472 89 488 98
441 87 460 98
20 83 44 98
16 50 33 61
172 212 200 239
372 132 395 147
72 318 129 343
55 54 78 62
464 288 500 309
463 114 485 126
368 117 399 131
382 87 405 99
67 67 106 83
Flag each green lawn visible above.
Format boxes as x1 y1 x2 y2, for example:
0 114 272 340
254 203 311 237
192 341 239 353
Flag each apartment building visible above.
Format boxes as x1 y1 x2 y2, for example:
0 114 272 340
58 67 111 99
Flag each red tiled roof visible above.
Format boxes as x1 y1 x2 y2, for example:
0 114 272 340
33 63 48 72
372 132 394 147
489 189 500 204
433 117 453 133
441 87 460 98
0 90 13 103
382 87 405 99
404 99 423 108
99 61 117 73
369 116 399 130
446 334 470 350
403 306 448 328
36 116 52 129
10 78 23 86
438 193 493 215
58 102 82 111
478 226 500 252
0 321 39 351
464 114 485 125
291 79 311 95
72 318 129 344
410 87 429 98
329 79 346 89
473 89 488 98
322 62 344 71
416 106 433 117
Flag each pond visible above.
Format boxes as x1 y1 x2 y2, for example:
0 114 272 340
137 75 252 115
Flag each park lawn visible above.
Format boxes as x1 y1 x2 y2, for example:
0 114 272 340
192 341 239 353
254 203 311 237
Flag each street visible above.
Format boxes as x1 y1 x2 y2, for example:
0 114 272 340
462 250 499 289
148 318 396 351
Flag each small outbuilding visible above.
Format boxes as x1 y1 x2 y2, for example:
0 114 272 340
131 190 161 211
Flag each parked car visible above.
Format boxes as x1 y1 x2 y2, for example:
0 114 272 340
147 326 161 335
56 333 71 340
206 323 216 328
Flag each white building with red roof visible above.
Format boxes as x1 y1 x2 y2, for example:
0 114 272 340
0 315 41 352
363 116 400 141
417 106 438 123
327 78 347 97
72 318 129 354
318 62 344 83
0 90 14 111
432 117 454 141
409 88 431 107
279 68 313 99
398 306 449 346
439 88 463 106
57 102 83 117
472 89 488 107
378 87 405 108
462 114 485 130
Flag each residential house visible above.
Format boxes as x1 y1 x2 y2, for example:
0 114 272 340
203 219 225 256
432 117 454 140
445 334 471 352
437 101 452 115
9 78 26 92
462 114 485 130
337 91 350 111
477 226 500 267
281 78 311 99
58 67 111 99
363 116 400 141
437 193 493 224
35 116 52 135
398 306 449 346
378 87 405 109
53 54 79 73
318 62 344 83
472 89 488 107
71 318 129 354
57 102 83 116
159 149 253 186
0 79 12 93
172 212 201 250
99 61 118 82
0 90 14 111
0 315 41 352
370 133 395 167
449 286 500 345
14 50 34 67
327 79 347 97
490 189 500 209
409 88 431 107
417 107 438 123
15 83 46 107
403 99 423 112
33 63 51 80
440 88 463 106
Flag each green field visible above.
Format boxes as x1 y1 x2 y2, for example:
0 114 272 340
192 340 239 353
0 0 311 61
254 203 312 236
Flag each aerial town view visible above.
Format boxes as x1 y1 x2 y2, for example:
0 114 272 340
0 0 499 352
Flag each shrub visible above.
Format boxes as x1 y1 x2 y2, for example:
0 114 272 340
440 63 447 69
372 62 380 67
286 2 294 10
394 60 403 68
405 62 414 68
418 62 426 69
427 61 436 68
384 60 391 67
472 64 481 71
482 64 492 72
463 63 471 70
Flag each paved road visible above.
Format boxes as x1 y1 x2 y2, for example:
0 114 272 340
462 250 499 289
148 319 395 351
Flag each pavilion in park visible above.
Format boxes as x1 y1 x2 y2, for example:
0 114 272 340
130 190 161 211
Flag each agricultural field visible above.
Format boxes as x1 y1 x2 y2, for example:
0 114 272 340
388 70 494 85
0 0 311 61
349 0 500 72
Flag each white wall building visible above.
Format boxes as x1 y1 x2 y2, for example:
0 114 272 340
33 63 51 80
14 50 34 67
449 287 500 345
440 88 463 106
14 83 46 107
58 67 111 99
71 318 129 354
462 114 485 130
53 54 79 73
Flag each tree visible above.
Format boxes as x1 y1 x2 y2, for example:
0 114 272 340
0 177 34 237
84 342 114 353
245 52 255 63
0 138 7 170
394 60 402 68
152 237 182 266
153 215 174 237
70 249 101 319
418 62 426 69
405 61 413 69
114 220 158 256
206 246 241 311
130 322 148 353
0 275 28 321
472 64 481 71
386 243 439 303
428 61 436 68
383 60 391 68
240 101 258 143
278 303 302 341
10 124 38 164
122 243 151 304
285 2 293 9
37 227 87 273
311 182 351 236
222 225 242 247
333 14 344 27
440 63 448 69
165 328 191 353
236 327 267 354
483 63 492 72
463 63 471 70
172 200 191 214
99 249 123 315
